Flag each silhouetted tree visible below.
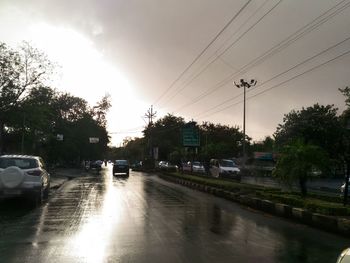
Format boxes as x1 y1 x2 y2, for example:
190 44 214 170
0 42 54 153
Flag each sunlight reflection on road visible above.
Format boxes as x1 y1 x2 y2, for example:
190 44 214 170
68 170 124 263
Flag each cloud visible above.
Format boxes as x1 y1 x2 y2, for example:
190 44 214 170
1 0 349 145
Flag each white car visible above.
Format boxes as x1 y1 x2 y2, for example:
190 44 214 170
0 155 50 205
158 161 178 171
192 161 205 174
209 159 240 179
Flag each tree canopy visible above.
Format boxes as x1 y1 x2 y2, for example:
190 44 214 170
0 42 54 153
273 139 329 196
274 103 342 159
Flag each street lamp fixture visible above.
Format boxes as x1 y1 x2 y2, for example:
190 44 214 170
234 79 257 166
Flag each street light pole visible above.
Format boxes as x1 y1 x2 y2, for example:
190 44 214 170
234 79 257 166
343 119 350 206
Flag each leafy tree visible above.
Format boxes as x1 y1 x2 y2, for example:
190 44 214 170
274 104 342 159
144 114 185 160
120 137 146 162
3 85 110 166
273 139 329 196
251 136 275 153
0 42 53 153
200 122 246 159
92 94 111 127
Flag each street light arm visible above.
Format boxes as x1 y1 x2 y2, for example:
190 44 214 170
233 81 240 88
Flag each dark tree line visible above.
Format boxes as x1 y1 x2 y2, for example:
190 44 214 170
114 114 248 166
0 42 110 166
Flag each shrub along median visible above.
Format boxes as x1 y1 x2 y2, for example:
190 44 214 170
158 171 350 236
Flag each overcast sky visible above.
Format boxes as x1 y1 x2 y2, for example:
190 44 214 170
0 0 349 146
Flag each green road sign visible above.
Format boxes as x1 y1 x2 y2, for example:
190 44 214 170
182 125 200 147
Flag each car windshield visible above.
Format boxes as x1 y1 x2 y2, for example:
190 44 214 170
193 162 202 166
115 160 128 165
0 157 38 169
219 160 236 167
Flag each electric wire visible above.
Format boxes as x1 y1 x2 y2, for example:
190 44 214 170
157 0 271 107
161 0 283 107
194 35 350 118
172 0 350 113
197 48 350 120
152 0 253 106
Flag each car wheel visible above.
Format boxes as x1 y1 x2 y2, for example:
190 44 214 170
43 183 50 199
126 172 129 176
32 189 43 207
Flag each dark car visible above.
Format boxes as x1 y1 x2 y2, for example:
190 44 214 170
90 160 103 172
112 160 129 176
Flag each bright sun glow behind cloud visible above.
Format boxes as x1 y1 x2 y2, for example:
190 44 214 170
20 23 146 146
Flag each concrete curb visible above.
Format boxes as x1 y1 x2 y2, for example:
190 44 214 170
159 173 350 237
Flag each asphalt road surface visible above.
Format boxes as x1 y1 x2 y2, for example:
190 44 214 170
0 166 349 263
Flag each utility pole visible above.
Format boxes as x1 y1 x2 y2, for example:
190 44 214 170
145 105 156 126
234 79 257 167
344 119 350 206
144 105 157 159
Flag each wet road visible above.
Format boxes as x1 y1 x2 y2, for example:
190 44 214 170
0 166 349 263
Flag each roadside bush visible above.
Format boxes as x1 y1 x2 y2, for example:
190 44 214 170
257 192 304 207
307 192 343 204
305 201 349 216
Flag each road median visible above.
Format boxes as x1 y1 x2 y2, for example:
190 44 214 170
158 171 350 237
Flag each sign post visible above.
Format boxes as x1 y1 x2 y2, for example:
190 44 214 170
182 122 200 174
182 122 200 147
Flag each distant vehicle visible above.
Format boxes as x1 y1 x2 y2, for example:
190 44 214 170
158 161 178 172
113 160 129 176
158 161 168 169
0 155 50 205
182 161 205 174
209 159 240 180
90 160 103 172
192 161 205 174
182 162 192 172
131 161 142 171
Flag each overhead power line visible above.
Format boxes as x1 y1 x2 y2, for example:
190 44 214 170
172 0 350 113
197 48 350 120
194 35 350 118
158 0 271 107
163 0 283 107
152 0 253 106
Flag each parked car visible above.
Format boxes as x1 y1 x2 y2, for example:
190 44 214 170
192 161 205 174
112 160 129 176
131 161 142 171
209 159 240 180
158 161 168 169
90 160 103 171
182 162 192 172
337 248 350 263
0 155 50 205
158 161 178 172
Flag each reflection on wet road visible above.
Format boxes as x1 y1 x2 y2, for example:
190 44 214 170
0 166 349 262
